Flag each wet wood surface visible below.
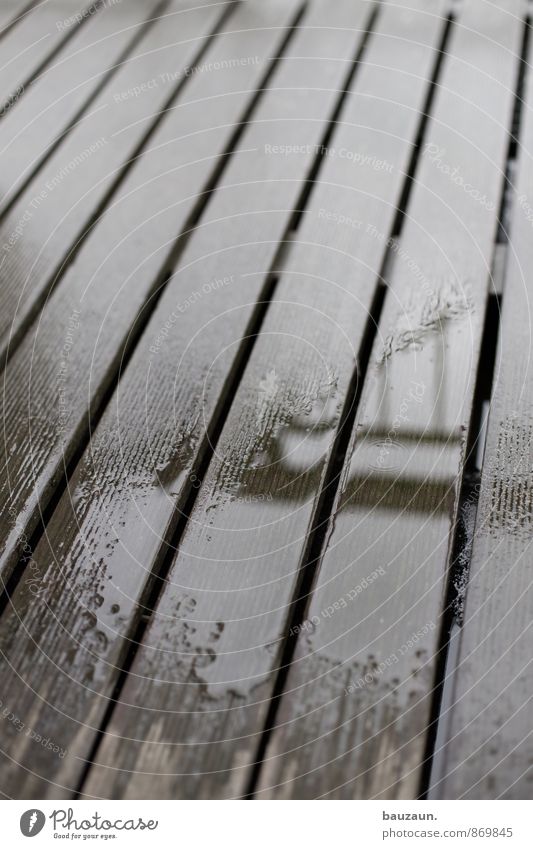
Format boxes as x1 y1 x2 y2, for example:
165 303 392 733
435 22 533 801
0 0 531 800
0 0 163 209
83 0 448 800
255 0 525 799
0 0 303 582
0 0 214 362
0 0 365 797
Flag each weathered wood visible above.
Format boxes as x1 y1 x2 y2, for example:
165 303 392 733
0 0 221 363
0 0 373 797
80 0 451 800
0 0 90 107
0 0 303 586
255 0 525 799
0 0 165 208
435 25 533 801
0 0 525 806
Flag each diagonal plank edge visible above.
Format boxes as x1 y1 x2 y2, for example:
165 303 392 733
254 0 525 800
0 0 236 582
0 0 100 110
0 0 171 212
79 0 449 800
436 18 533 801
0 0 376 799
0 0 225 365
0 1 37 40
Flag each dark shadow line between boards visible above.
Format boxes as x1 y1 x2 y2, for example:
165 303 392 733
419 13 532 801
0 0 244 618
0 0 172 225
0 0 40 44
72 0 386 799
1 0 108 115
244 9 457 800
0 0 236 368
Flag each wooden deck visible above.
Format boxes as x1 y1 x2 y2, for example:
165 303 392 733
0 0 532 800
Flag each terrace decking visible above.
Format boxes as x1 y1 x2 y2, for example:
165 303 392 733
0 0 532 799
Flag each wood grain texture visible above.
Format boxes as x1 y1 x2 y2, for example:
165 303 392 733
0 0 373 799
0 0 301 578
0 0 219 363
0 0 163 209
255 0 525 800
0 0 90 105
435 26 533 801
0 4 304 578
81 0 450 800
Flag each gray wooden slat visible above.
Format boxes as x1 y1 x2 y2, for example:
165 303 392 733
0 0 221 363
0 0 166 208
0 0 303 587
81 0 450 800
435 27 533 801
0 0 91 106
253 0 525 799
0 0 363 798
0 1 36 38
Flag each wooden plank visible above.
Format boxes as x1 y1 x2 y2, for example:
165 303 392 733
0 0 222 362
435 28 533 801
0 0 372 793
0 0 303 584
0 1 36 38
0 0 91 107
0 0 167 208
253 0 525 799
0 0 377 799
82 0 451 800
